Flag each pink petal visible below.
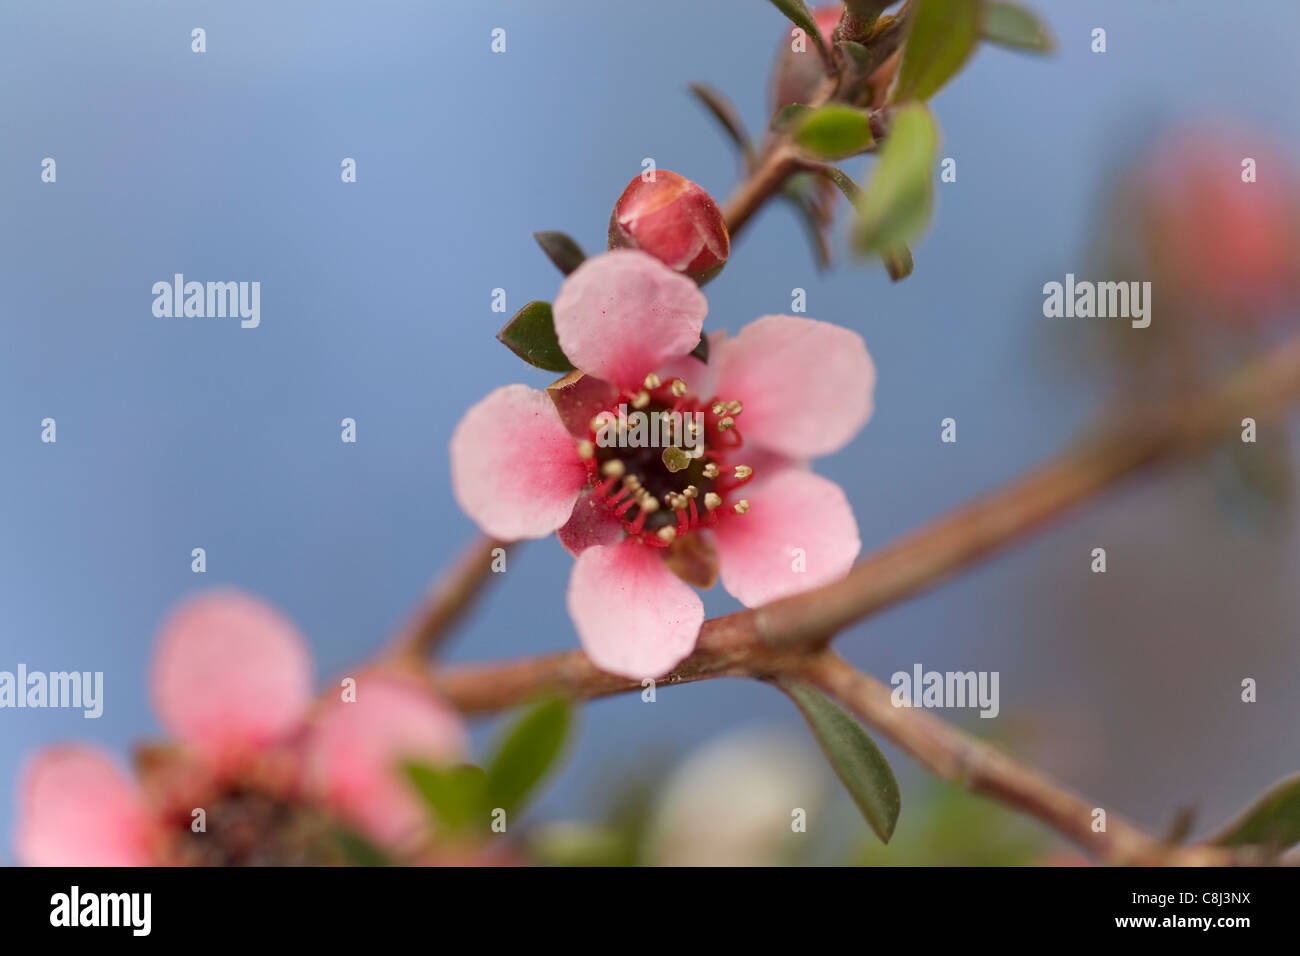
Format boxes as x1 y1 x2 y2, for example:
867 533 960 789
654 330 725 400
567 539 704 679
712 468 861 607
553 250 707 391
14 746 156 866
151 590 313 768
450 384 588 540
714 315 875 458
557 489 625 556
304 674 468 848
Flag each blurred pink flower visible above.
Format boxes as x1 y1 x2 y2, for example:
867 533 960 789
14 590 466 866
451 250 871 679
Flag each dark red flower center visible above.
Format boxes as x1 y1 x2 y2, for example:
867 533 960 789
576 373 754 547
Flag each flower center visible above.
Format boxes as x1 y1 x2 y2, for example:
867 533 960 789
167 786 350 866
576 374 753 547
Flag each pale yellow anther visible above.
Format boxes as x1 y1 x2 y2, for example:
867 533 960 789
576 440 595 459
631 390 651 409
640 496 660 514
671 379 688 397
711 402 726 415
718 416 736 430
643 373 661 390
727 400 744 415
702 462 720 479
704 492 722 510
601 459 625 479
656 526 677 543
683 485 698 499
733 499 750 515
734 465 753 480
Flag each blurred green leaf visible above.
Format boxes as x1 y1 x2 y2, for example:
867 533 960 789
688 82 754 165
497 300 575 373
486 695 573 816
894 0 980 102
330 826 392 866
795 104 875 159
771 102 812 132
1212 774 1300 850
981 1 1053 53
782 171 833 270
838 39 874 71
766 0 830 64
853 103 938 254
880 243 914 281
781 681 900 843
533 231 586 276
404 762 489 833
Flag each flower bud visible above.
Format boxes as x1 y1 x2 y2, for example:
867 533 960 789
770 4 842 113
607 171 730 283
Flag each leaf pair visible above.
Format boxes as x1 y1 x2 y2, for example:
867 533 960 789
404 695 573 836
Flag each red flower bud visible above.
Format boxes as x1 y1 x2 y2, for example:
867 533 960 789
608 171 731 283
770 4 842 113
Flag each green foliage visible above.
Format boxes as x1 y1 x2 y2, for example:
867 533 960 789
852 103 938 254
781 681 901 843
981 1 1053 53
894 0 980 102
1212 774 1300 850
795 105 875 160
533 231 586 276
496 300 575 373
766 0 830 65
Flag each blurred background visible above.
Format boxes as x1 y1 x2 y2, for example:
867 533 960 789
3 0 1300 864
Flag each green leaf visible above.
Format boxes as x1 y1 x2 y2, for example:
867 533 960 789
689 335 709 364
485 695 572 815
838 39 874 72
404 762 490 833
688 82 754 165
814 164 862 203
1211 774 1300 850
852 103 938 254
880 243 914 281
795 104 875 159
894 0 981 102
770 103 812 132
330 826 392 866
981 1 1053 53
533 231 586 276
780 681 901 843
766 0 830 66
497 300 575 373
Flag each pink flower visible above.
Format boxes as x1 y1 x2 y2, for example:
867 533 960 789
14 590 467 866
608 171 730 283
451 250 871 679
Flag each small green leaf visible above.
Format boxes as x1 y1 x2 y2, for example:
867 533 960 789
853 103 938 254
330 826 392 866
770 103 812 132
1211 774 1300 850
881 243 914 281
688 82 753 165
795 104 875 159
497 300 575 373
780 681 901 843
404 762 490 833
533 231 586 276
815 164 862 203
981 2 1053 53
894 0 980 102
485 695 572 815
766 0 830 66
838 39 874 72
689 335 709 364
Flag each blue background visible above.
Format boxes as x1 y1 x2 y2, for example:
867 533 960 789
3 0 1300 862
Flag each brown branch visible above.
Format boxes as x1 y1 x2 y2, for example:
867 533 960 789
384 536 511 663
793 651 1256 866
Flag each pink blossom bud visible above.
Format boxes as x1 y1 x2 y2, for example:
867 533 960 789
608 171 731 283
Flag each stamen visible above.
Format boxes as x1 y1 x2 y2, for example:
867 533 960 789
733 465 753 480
702 462 720 479
600 459 625 479
733 499 750 515
711 402 726 415
576 440 595 459
726 400 744 415
671 379 688 397
682 485 698 499
704 492 722 510
631 390 651 409
656 526 677 544
718 416 736 431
